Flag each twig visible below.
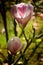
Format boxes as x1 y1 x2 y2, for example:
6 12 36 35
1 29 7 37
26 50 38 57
13 28 35 65
35 33 43 39
27 39 43 61
0 52 7 60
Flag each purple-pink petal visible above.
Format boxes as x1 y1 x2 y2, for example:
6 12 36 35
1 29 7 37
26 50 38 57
18 5 27 18
11 3 34 28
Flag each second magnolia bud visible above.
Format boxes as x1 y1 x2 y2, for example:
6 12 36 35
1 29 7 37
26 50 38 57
8 37 24 55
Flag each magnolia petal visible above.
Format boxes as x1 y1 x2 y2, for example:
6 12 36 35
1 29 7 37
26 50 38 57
11 5 17 17
15 12 32 28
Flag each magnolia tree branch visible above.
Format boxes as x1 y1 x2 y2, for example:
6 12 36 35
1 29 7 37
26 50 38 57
22 28 28 42
27 39 43 61
22 40 43 65
32 0 43 9
18 35 43 65
14 19 17 36
35 33 43 39
13 28 43 65
0 52 7 61
13 28 35 65
23 28 35 53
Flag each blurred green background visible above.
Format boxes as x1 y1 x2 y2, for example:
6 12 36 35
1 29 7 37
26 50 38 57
0 0 43 65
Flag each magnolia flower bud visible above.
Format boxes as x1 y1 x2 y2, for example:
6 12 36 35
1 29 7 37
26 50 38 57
1 28 5 34
8 37 24 55
3 63 8 65
11 3 34 28
33 22 39 30
37 12 43 18
40 58 43 62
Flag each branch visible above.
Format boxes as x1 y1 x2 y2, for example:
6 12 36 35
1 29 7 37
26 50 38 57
27 39 43 61
35 33 43 39
13 28 35 65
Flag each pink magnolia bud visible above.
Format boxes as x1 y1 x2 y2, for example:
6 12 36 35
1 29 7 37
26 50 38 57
1 28 5 34
40 58 43 62
33 22 39 30
37 12 43 18
11 3 34 28
8 37 24 55
3 63 8 65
